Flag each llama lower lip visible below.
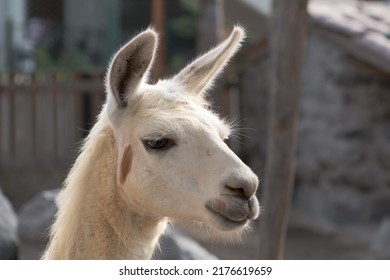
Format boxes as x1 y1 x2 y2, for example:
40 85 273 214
206 205 248 230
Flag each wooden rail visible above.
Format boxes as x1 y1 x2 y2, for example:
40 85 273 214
0 72 105 167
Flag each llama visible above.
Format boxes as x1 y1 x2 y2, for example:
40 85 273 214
43 26 259 260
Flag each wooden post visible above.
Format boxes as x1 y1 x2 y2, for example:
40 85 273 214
151 0 167 82
258 0 310 259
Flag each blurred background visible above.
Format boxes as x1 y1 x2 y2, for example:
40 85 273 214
0 0 390 260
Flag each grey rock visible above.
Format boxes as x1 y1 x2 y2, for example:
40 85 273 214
383 125 390 141
154 227 218 260
294 184 369 226
368 192 390 221
18 189 58 259
331 164 386 194
377 138 390 170
18 189 58 243
336 128 372 141
372 218 390 253
0 189 18 259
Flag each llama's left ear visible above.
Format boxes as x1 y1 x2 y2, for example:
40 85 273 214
107 28 158 108
173 26 245 96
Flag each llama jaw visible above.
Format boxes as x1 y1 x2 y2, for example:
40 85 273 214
205 196 259 231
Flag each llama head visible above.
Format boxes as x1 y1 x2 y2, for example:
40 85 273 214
105 26 259 235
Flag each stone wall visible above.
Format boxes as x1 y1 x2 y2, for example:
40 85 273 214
295 31 390 227
239 28 390 231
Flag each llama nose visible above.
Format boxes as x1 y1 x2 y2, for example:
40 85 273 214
224 172 258 200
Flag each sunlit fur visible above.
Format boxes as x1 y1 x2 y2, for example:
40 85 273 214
43 26 259 260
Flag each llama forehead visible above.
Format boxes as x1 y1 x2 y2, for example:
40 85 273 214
139 83 190 110
136 111 230 140
128 84 231 139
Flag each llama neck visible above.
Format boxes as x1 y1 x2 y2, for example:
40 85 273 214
43 115 167 259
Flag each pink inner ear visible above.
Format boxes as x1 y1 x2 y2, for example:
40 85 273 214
120 145 133 185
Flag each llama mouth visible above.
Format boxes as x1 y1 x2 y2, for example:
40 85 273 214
205 204 249 231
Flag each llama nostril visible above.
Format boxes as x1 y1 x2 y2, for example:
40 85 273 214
225 176 258 199
225 185 246 199
223 171 258 200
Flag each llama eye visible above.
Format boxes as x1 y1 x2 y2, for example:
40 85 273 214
143 138 175 151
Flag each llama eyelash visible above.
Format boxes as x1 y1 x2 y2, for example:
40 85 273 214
142 138 176 152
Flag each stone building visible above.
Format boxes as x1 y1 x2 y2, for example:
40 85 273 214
238 1 390 252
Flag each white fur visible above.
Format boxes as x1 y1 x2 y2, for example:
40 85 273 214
43 26 259 260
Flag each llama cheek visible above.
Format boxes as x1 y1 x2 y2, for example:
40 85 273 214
119 145 133 185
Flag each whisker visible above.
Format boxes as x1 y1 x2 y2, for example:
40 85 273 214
224 116 258 143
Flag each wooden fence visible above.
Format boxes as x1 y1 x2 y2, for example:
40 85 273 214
0 72 105 168
0 71 241 208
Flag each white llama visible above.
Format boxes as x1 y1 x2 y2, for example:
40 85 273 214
43 26 259 260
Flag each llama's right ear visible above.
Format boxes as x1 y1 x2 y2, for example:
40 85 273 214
106 29 157 108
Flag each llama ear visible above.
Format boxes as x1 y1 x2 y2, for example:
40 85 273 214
173 26 245 96
107 29 157 107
